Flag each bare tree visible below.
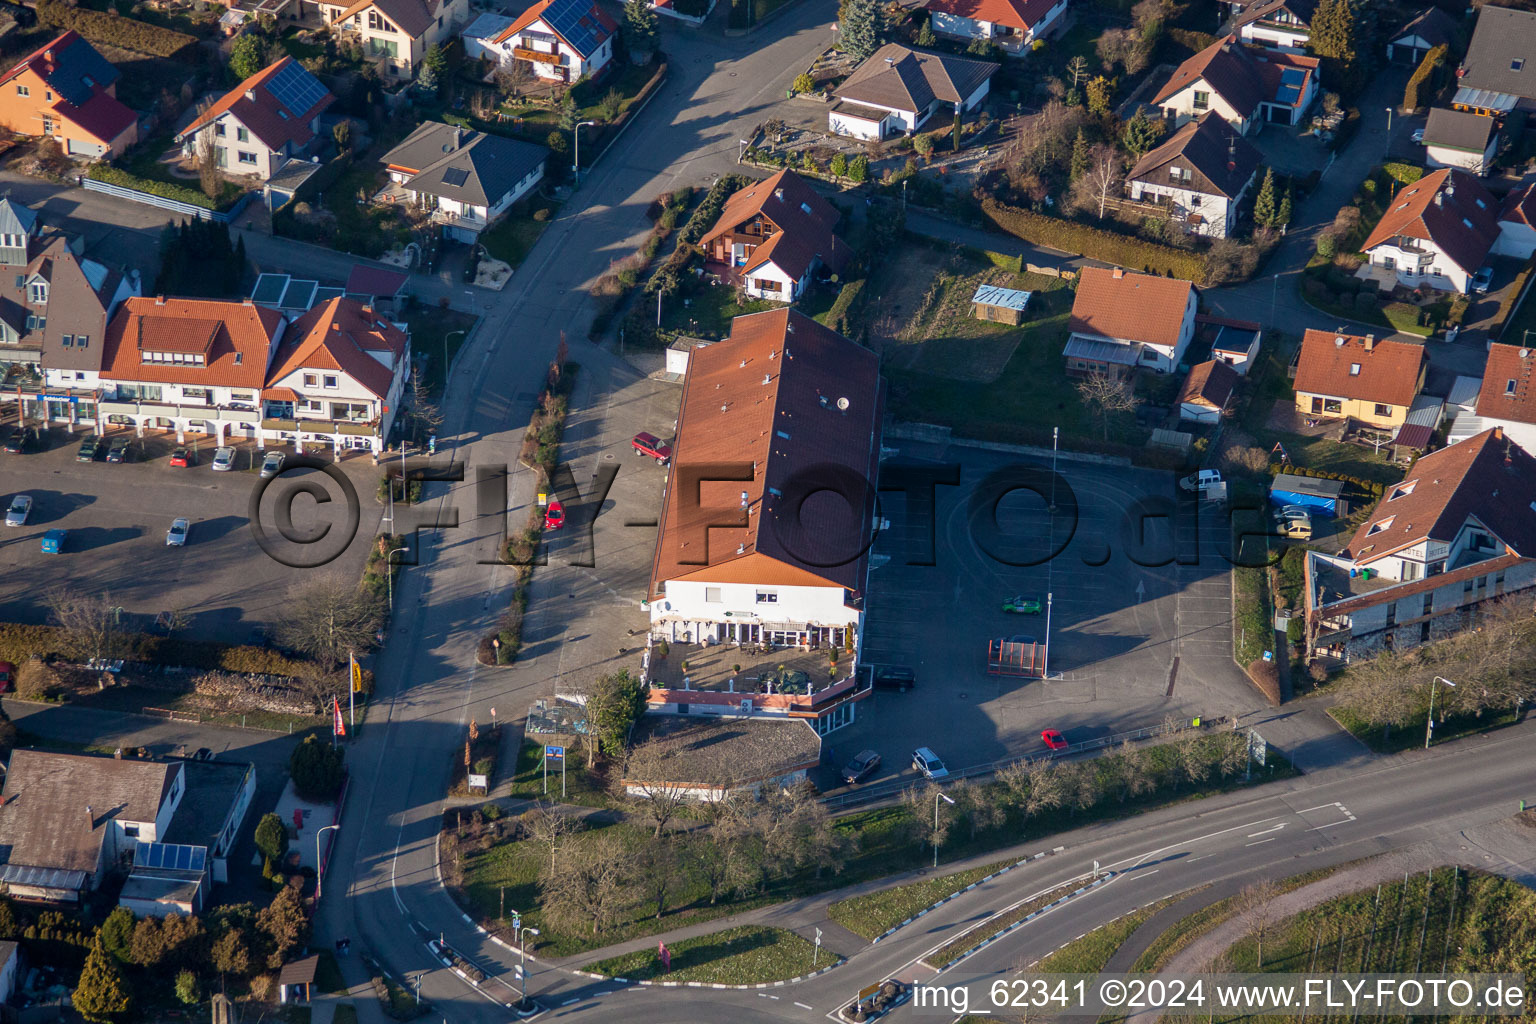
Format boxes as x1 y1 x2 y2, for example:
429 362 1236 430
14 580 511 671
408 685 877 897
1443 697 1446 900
521 802 580 874
493 59 531 100
621 740 694 836
1021 757 1067 820
1115 739 1155 801
1235 878 1282 968
1178 733 1214 790
1072 146 1124 219
1076 372 1140 440
539 833 629 936
410 365 444 433
953 779 1005 839
902 781 954 856
194 114 221 200
45 588 132 665
995 759 1033 811
272 575 383 671
634 838 679 919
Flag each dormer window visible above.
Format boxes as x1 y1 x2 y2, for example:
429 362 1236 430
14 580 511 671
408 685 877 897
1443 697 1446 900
1366 516 1395 535
29 282 46 304
1388 480 1416 500
1349 362 1360 375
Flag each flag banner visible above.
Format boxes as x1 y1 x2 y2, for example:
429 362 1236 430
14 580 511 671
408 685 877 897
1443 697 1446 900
333 697 346 737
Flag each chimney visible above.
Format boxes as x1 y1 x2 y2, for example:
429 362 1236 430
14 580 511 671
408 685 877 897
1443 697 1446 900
454 127 464 149
1494 425 1504 441
1363 333 1375 351
155 295 166 305
774 188 784 201
86 805 93 828
1112 267 1124 279
1434 190 1443 207
762 373 772 385
245 90 256 102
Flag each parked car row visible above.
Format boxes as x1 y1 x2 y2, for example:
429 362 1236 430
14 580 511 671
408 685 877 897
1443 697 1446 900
839 729 1073 788
7 489 193 553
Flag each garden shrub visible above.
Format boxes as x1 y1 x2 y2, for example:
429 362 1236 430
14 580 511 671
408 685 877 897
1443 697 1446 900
87 165 221 210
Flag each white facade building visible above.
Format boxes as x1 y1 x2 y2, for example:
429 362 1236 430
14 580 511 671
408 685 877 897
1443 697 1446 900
923 0 1067 54
468 0 615 83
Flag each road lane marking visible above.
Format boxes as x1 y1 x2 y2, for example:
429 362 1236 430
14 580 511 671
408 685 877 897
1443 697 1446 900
1246 824 1286 837
1246 837 1277 846
795 1002 814 1010
1104 815 1284 871
561 998 579 1006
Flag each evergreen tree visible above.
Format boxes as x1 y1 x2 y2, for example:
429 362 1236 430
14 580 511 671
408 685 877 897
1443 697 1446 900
1253 167 1277 227
423 43 447 76
848 153 869 183
623 0 658 53
1070 128 1090 181
228 35 263 82
174 970 200 1005
840 0 880 63
98 907 135 965
1122 109 1163 156
1085 76 1114 116
916 16 935 47
556 90 578 131
830 152 848 178
255 885 309 968
1276 187 1293 228
417 60 439 94
74 939 132 1023
1309 0 1360 92
254 812 289 863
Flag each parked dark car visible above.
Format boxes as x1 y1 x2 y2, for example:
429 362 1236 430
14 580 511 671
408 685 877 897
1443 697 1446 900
842 749 882 785
2 427 37 454
872 665 916 692
106 437 132 463
77 435 101 461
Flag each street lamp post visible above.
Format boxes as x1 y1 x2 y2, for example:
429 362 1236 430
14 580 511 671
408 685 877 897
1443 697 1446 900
385 545 408 612
1385 107 1393 132
933 792 955 868
441 329 466 381
573 121 597 183
516 925 540 1009
1426 675 1455 749
315 824 341 900
1043 592 1053 680
1049 426 1059 512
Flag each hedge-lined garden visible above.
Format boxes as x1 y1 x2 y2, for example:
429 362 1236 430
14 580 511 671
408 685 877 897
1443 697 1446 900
979 197 1209 283
38 0 196 57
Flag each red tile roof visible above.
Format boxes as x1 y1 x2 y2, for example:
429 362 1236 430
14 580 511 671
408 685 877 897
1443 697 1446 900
493 0 616 57
1498 182 1536 228
0 30 136 145
101 298 285 388
177 58 333 153
700 169 849 281
1475 342 1536 426
344 265 409 298
58 90 137 145
1068 267 1195 349
271 297 407 398
921 0 1058 31
1152 36 1318 118
1360 167 1500 276
1293 329 1425 408
649 308 883 600
1343 427 1536 562
1178 359 1239 409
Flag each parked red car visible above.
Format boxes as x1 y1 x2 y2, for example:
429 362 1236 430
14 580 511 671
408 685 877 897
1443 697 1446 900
631 431 673 465
543 500 565 531
168 447 193 468
1041 729 1068 751
0 661 12 692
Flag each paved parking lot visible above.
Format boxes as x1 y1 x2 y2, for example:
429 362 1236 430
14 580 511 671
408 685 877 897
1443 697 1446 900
0 426 380 641
835 440 1264 786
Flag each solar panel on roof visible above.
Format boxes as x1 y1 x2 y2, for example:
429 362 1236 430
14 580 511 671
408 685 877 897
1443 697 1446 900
441 167 470 187
544 0 603 55
267 61 328 117
134 842 208 873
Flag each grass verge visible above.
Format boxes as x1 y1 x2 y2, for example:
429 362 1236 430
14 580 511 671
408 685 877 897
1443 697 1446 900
828 859 1016 940
928 878 1085 969
1326 704 1520 754
479 199 559 269
1033 891 1198 973
585 925 826 984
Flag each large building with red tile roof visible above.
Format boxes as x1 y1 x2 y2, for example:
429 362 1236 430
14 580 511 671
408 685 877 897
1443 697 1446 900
1152 36 1318 133
264 296 411 454
1064 266 1197 378
1292 329 1425 430
174 58 334 183
698 169 849 301
464 0 615 83
0 31 137 158
1468 342 1536 455
1126 111 1261 239
318 0 468 78
1304 427 1536 662
921 0 1067 55
1360 167 1500 294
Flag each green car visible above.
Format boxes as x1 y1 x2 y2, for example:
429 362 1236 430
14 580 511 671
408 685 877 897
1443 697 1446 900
1002 595 1042 615
76 435 100 461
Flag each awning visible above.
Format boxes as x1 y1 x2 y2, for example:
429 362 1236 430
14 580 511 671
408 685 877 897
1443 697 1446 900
0 864 88 891
1392 395 1445 450
1064 335 1139 365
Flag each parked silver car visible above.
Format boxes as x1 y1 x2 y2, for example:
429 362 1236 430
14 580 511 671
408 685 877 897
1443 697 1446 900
4 494 31 527
166 517 189 547
259 451 285 479
211 446 236 472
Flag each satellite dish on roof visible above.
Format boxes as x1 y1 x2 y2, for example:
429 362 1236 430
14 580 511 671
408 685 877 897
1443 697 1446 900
836 397 850 411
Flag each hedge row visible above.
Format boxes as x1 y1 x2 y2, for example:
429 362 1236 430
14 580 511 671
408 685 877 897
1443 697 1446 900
822 278 866 337
1381 161 1424 187
1490 252 1536 340
87 164 217 210
37 0 196 57
979 197 1208 283
643 172 752 298
1266 463 1387 497
0 621 318 677
1403 45 1448 112
1167 28 1216 55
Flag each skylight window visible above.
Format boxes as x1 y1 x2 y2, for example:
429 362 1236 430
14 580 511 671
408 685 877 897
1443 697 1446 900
1389 480 1417 500
1349 363 1361 375
1513 58 1525 71
1509 378 1519 395
1476 197 1487 209
1463 218 1474 229
1366 516 1395 535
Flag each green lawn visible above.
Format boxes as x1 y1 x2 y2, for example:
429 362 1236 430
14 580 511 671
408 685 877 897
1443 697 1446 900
828 859 1015 939
661 281 780 339
399 306 478 394
117 130 244 207
930 878 1082 968
479 200 559 268
504 737 616 808
281 28 326 61
1327 704 1520 754
586 926 826 983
